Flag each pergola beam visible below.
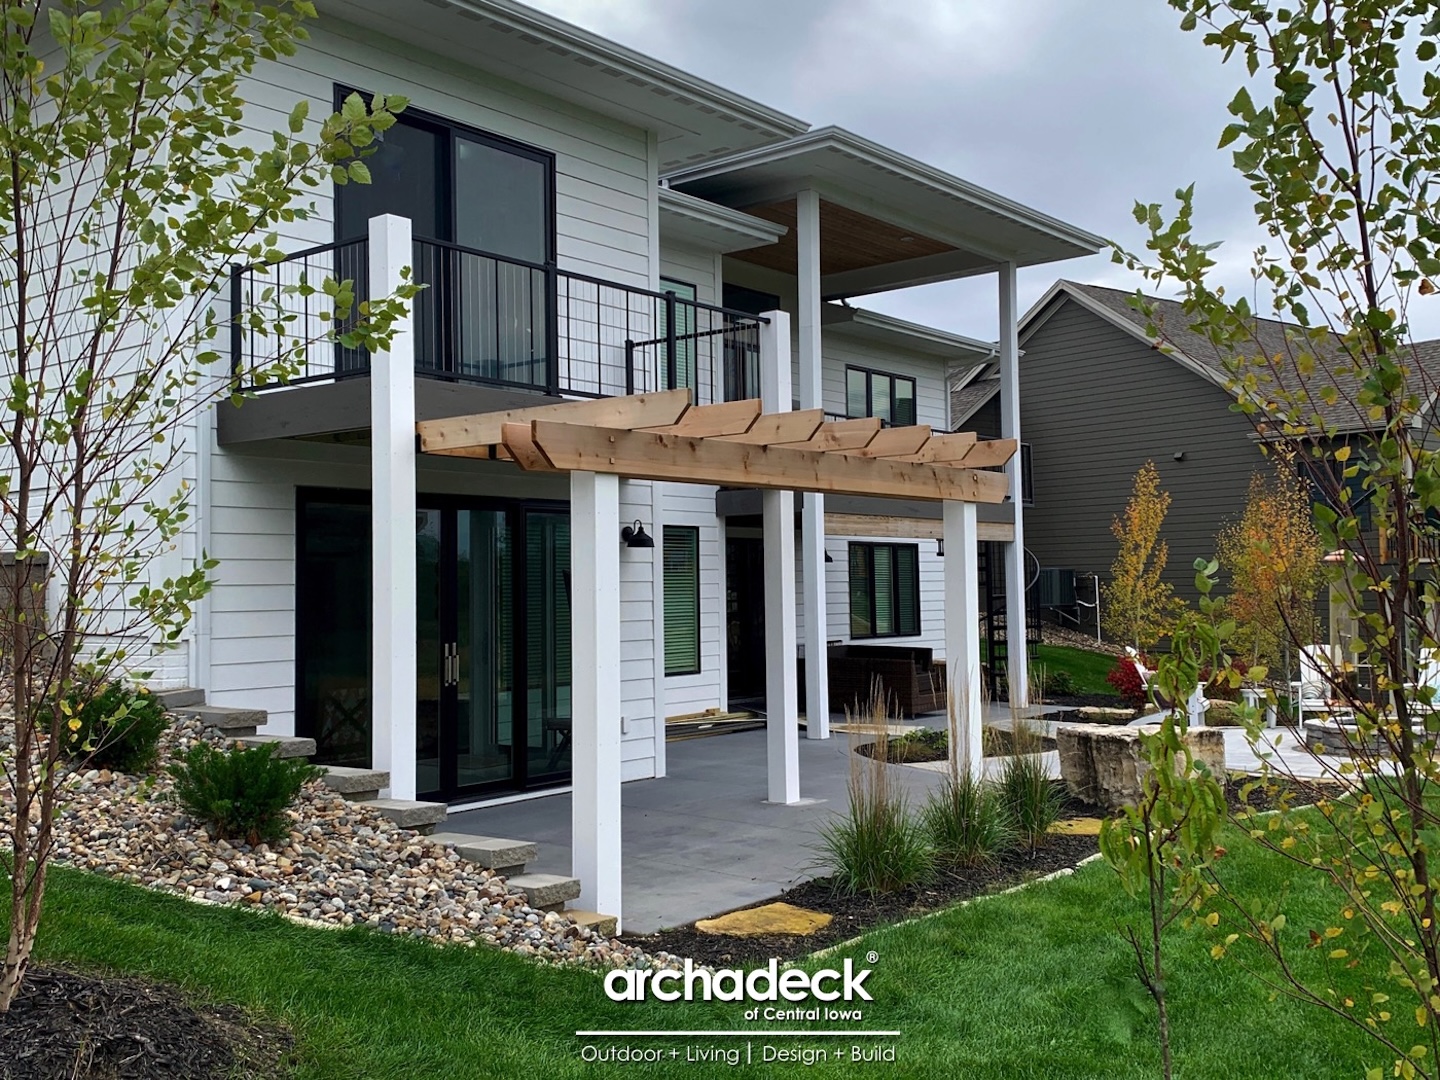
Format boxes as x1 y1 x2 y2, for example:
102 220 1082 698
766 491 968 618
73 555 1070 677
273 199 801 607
417 389 692 455
845 425 933 459
714 408 824 446
776 417 881 452
499 420 1010 503
640 398 760 438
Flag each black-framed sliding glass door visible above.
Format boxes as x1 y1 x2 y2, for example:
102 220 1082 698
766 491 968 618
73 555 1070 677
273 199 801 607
296 490 571 802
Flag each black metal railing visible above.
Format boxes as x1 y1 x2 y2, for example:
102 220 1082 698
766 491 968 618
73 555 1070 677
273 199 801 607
230 236 768 405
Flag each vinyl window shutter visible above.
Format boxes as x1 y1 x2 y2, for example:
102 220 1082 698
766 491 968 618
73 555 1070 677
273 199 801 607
664 526 700 675
894 544 920 636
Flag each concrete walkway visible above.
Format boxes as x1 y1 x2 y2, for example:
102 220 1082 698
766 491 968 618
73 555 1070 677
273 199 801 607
446 724 955 934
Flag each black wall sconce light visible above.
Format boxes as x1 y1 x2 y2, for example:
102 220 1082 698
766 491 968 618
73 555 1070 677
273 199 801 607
936 538 945 558
620 520 655 548
824 550 834 563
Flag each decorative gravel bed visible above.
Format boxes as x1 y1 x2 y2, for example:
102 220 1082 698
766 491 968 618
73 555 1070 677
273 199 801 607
17 717 679 973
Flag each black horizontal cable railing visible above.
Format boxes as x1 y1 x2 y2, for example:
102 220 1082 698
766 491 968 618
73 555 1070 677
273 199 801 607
230 235 768 405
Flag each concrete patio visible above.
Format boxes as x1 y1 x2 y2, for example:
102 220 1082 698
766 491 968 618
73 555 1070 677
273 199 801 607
446 720 969 933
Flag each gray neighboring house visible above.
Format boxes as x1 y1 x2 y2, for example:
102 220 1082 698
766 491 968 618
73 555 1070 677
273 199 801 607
950 279 1440 625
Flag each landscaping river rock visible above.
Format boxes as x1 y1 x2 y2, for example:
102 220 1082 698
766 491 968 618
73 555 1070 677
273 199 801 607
27 717 679 973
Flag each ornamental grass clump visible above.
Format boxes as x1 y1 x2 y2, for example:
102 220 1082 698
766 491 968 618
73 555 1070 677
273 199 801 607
818 684 931 895
922 770 1013 869
60 680 169 774
999 745 1062 849
169 743 322 847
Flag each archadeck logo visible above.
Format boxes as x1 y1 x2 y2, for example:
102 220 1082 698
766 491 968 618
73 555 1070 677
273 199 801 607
603 958 873 1004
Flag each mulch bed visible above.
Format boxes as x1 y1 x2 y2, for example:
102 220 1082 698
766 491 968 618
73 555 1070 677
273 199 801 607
0 966 294 1080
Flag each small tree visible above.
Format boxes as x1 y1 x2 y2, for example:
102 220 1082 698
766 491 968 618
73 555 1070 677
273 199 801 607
0 1 413 1011
1216 465 1325 670
1117 2 1440 1076
1103 461 1182 648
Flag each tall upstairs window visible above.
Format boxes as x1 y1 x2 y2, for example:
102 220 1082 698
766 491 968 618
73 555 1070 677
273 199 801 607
333 90 555 386
846 366 917 427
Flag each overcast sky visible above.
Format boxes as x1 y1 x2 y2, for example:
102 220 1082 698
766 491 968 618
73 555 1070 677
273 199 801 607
528 0 1438 344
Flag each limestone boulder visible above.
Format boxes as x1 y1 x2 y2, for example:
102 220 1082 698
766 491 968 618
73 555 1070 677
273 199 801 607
1055 723 1226 811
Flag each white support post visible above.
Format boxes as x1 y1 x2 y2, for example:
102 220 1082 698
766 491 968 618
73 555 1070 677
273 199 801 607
796 189 830 739
369 214 418 800
760 310 800 804
944 500 983 781
998 261 1029 707
571 470 624 924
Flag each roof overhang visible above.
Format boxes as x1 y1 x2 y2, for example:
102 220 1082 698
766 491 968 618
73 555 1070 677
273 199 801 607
658 188 788 254
822 304 996 365
664 127 1106 297
315 0 809 171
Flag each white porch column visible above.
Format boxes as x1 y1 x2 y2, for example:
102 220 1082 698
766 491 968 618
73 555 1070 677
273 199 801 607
571 469 624 923
760 310 800 804
796 189 830 739
998 261 1029 707
944 500 983 781
369 213 418 800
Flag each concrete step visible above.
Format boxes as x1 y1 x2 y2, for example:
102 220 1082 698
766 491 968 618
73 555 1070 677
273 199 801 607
235 734 316 759
506 872 581 911
316 765 389 802
566 910 618 938
180 705 267 736
424 832 536 876
154 687 205 710
360 798 448 833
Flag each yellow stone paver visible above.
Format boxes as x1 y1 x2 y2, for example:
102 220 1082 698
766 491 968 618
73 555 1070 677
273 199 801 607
696 902 833 937
1048 817 1104 836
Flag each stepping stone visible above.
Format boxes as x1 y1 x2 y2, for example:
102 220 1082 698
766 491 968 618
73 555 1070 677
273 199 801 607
425 832 536 876
1049 817 1104 836
317 765 389 802
361 798 448 833
180 705 267 735
506 873 581 910
154 687 205 710
567 910 618 938
696 902 832 938
235 734 316 759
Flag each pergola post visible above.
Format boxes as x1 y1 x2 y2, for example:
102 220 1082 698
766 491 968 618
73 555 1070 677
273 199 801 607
369 213 417 800
796 189 830 739
998 261 1029 707
760 311 800 804
944 499 983 781
571 469 623 924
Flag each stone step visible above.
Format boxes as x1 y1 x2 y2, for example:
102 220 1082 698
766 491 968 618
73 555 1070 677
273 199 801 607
360 798 448 833
154 687 205 710
506 872 581 911
235 734 317 759
316 765 389 802
566 910 618 938
424 832 536 876
179 705 267 736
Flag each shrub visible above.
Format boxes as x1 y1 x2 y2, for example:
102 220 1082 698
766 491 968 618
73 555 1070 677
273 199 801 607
169 743 322 846
60 680 168 774
1105 655 1149 706
1040 668 1079 699
999 751 1063 848
922 772 1014 868
1200 658 1249 702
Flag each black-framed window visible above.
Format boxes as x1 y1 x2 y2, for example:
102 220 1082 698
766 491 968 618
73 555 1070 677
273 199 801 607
846 366 917 427
848 542 921 639
664 526 701 676
333 86 556 263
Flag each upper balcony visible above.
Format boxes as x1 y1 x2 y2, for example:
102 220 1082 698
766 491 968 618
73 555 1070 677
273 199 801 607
221 230 768 446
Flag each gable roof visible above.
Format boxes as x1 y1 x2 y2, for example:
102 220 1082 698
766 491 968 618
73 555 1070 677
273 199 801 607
1023 280 1440 434
949 375 999 428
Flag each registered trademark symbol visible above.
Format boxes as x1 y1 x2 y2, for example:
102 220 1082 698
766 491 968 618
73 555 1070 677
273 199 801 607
866 951 879 964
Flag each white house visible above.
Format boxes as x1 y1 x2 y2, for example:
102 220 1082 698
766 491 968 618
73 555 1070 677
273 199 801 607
75 0 1104 925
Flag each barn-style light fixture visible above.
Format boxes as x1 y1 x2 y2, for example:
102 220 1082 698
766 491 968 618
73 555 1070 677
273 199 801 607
620 520 654 548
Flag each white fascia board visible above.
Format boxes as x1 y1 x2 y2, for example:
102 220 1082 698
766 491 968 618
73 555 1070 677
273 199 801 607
823 303 996 363
657 188 787 254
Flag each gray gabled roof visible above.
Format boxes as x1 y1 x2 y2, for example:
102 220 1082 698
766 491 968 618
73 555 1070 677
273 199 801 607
1026 280 1440 434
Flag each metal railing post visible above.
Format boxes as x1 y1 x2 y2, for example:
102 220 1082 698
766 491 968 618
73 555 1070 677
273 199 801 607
624 339 635 396
545 264 560 396
664 289 677 392
229 264 243 390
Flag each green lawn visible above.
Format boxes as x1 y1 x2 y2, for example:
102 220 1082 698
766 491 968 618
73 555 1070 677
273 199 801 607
1031 643 1119 698
9 829 1387 1079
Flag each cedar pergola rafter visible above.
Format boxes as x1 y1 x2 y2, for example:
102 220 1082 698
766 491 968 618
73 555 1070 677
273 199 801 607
416 391 1014 503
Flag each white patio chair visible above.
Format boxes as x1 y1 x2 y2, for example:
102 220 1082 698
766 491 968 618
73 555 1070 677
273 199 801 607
1289 644 1352 724
1125 646 1209 724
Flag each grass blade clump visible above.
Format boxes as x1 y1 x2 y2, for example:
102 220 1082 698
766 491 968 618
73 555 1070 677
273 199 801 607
922 770 1014 868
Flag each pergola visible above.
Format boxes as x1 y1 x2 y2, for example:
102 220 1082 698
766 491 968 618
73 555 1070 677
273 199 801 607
414 383 1014 927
